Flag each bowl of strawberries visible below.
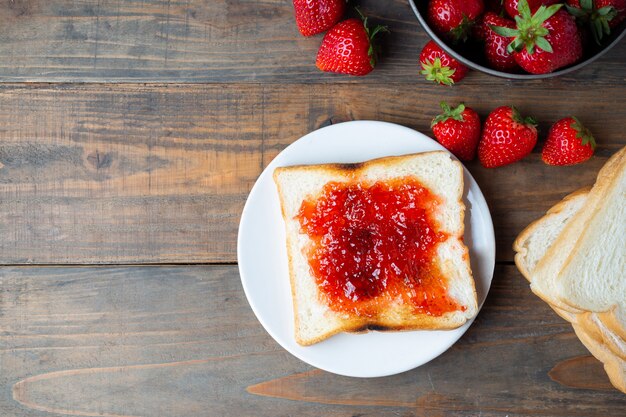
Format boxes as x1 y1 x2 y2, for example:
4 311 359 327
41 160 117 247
409 0 626 79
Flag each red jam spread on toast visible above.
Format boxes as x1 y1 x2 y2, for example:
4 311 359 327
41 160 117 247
296 177 463 317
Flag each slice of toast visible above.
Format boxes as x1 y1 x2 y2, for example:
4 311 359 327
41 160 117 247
274 152 478 346
531 147 626 324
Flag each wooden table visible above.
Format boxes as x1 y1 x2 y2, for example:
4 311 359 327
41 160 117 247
0 1 624 415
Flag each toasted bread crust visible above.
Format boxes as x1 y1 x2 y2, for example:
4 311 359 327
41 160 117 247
274 151 477 346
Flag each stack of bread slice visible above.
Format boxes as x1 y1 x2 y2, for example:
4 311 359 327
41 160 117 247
514 146 625 393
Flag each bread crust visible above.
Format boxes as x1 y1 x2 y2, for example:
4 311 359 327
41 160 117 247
577 312 626 361
274 151 477 346
598 309 626 341
572 324 626 394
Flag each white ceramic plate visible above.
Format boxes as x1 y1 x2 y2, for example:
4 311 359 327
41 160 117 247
238 121 495 377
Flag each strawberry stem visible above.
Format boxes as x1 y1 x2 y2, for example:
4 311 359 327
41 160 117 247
566 1 618 44
511 107 537 127
571 116 597 149
491 0 563 54
431 101 466 127
355 7 389 68
420 58 456 86
450 15 474 43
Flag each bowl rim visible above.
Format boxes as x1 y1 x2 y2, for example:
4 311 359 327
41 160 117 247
408 0 626 79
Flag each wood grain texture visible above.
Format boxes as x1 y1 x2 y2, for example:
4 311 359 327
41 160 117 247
0 265 624 417
0 0 624 83
0 83 624 264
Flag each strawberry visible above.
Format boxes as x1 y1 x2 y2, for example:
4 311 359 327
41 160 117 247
566 0 624 43
427 0 485 42
419 40 469 85
542 117 596 165
431 102 481 161
473 13 494 41
492 2 583 74
292 0 346 36
478 106 538 168
505 0 562 17
463 0 487 18
598 0 626 27
482 12 520 71
316 15 387 76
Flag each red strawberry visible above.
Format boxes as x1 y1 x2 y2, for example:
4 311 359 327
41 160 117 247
568 0 626 27
505 0 561 17
492 2 583 74
427 0 485 42
478 106 538 168
419 40 469 85
542 117 596 165
431 102 481 161
316 16 387 76
473 13 493 41
462 0 486 17
292 0 346 36
566 0 625 43
482 13 520 71
598 0 626 27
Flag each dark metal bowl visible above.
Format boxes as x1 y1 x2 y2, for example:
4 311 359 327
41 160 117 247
408 0 626 79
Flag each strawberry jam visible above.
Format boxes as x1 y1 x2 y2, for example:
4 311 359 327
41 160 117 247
296 177 463 317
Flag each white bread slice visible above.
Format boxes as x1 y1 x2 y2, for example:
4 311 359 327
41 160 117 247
274 152 478 346
514 187 591 284
514 185 626 362
572 323 626 393
514 188 590 323
531 147 626 322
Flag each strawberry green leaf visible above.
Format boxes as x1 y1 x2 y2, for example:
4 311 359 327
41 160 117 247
518 0 532 19
449 15 475 43
490 25 518 37
597 6 617 17
581 0 593 10
357 8 389 69
535 36 553 53
511 107 537 127
505 2 562 55
420 58 456 86
369 25 389 38
565 4 589 18
571 116 597 149
431 101 466 127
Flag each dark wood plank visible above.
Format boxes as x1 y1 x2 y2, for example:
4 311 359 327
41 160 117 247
0 0 624 83
0 83 264 263
0 265 624 416
1 83 624 264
